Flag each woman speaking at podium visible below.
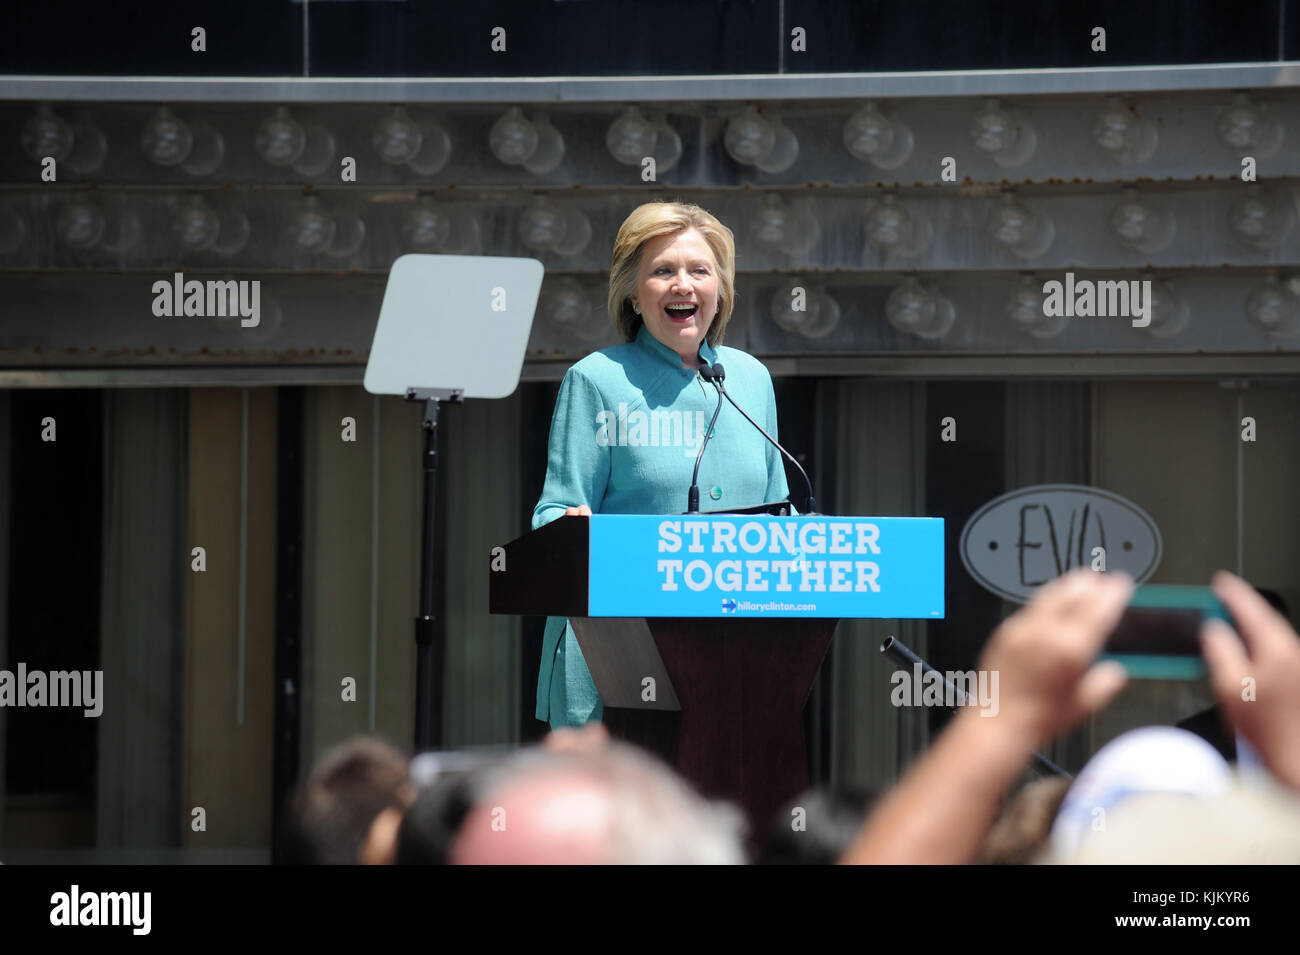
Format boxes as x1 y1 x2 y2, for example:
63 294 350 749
532 201 794 728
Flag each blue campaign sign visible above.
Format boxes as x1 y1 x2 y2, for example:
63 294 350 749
587 515 944 619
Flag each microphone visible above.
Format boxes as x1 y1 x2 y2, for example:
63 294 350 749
704 363 818 514
687 363 726 513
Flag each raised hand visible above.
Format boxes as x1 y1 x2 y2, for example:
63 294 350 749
1202 570 1300 792
976 567 1134 747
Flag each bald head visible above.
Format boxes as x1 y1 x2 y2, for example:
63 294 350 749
448 741 745 865
451 769 615 864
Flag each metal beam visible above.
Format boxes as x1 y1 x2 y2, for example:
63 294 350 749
4 63 1300 104
5 354 1300 388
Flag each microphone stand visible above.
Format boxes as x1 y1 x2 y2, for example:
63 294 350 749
686 365 727 514
879 635 1069 777
706 364 818 514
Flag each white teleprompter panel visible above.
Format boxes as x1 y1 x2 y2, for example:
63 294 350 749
365 254 543 399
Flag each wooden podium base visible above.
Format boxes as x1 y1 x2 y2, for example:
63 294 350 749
602 616 836 829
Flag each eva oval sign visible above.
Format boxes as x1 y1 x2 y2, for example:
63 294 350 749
959 484 1162 603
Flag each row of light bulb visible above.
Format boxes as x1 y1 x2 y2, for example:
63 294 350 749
843 93 1283 168
0 193 602 258
8 186 1292 263
864 187 1296 259
669 95 1281 171
541 272 1300 345
18 104 450 177
3 189 821 260
0 189 1286 272
16 104 684 178
20 93 1285 183
885 274 1298 340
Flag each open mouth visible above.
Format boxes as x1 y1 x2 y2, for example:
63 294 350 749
664 304 698 321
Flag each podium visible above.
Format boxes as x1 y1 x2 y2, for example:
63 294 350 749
489 511 944 825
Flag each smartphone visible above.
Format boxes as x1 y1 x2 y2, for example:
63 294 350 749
1100 584 1233 679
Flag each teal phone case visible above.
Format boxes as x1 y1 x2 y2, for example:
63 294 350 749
1099 584 1232 679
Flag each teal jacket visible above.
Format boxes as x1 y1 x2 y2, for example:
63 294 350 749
531 323 794 727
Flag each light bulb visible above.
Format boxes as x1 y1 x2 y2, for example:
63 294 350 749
648 112 683 175
1108 189 1175 253
550 206 591 256
55 198 105 249
287 196 336 253
98 198 141 254
801 290 841 338
772 281 840 338
489 107 539 166
606 107 658 166
408 121 453 176
724 105 776 165
141 107 193 166
843 102 893 160
970 99 1018 154
211 208 251 256
439 207 482 255
1228 191 1294 249
752 196 795 253
754 115 799 174
969 98 1036 166
524 111 565 175
239 287 283 343
864 195 931 257
172 194 221 251
1091 99 1131 151
21 105 74 162
543 277 588 326
517 197 567 252
255 107 306 167
986 194 1054 259
372 107 423 165
1090 97 1157 163
400 199 452 251
541 277 596 334
1005 275 1045 328
752 197 819 257
885 278 955 339
866 196 911 251
1005 275 1068 337
842 101 914 169
1216 94 1283 156
291 124 336 177
325 214 366 258
1244 275 1300 336
181 122 225 176
1144 278 1189 338
770 278 817 334
885 277 933 333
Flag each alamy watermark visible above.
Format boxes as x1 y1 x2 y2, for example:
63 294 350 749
596 404 710 459
152 271 261 327
1042 272 1152 328
890 662 999 717
50 885 150 935
0 663 103 717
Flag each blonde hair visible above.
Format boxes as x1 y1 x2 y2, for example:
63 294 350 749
607 201 737 347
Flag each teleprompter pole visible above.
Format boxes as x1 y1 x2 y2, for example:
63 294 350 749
879 635 1069 778
407 387 463 751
